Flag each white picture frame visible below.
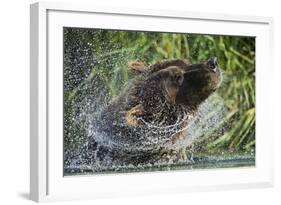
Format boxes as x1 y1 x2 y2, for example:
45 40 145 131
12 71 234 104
30 1 274 202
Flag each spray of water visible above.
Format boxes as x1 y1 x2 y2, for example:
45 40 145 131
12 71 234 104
63 30 251 174
64 71 229 173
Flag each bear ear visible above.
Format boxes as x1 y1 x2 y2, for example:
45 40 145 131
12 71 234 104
160 68 184 104
128 61 147 73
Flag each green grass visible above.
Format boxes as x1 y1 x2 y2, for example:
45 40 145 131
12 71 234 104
63 28 255 154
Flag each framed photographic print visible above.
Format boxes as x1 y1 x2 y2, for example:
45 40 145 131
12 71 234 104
30 2 274 202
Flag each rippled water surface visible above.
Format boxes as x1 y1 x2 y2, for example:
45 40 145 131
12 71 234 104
64 154 255 176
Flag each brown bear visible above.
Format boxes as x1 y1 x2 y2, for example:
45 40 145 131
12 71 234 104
94 57 222 166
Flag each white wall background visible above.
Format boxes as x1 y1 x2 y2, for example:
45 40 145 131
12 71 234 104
0 0 280 204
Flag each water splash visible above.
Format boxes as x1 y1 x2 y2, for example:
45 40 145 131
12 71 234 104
63 28 253 175
64 73 229 173
63 54 229 172
183 94 227 148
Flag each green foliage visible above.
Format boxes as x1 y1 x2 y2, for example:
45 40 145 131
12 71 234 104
64 28 255 154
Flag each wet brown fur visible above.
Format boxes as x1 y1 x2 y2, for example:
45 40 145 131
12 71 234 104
98 58 222 162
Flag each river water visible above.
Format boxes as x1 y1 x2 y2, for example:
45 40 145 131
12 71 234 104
64 153 254 176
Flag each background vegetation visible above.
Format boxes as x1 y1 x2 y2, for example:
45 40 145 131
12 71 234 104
64 28 255 156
